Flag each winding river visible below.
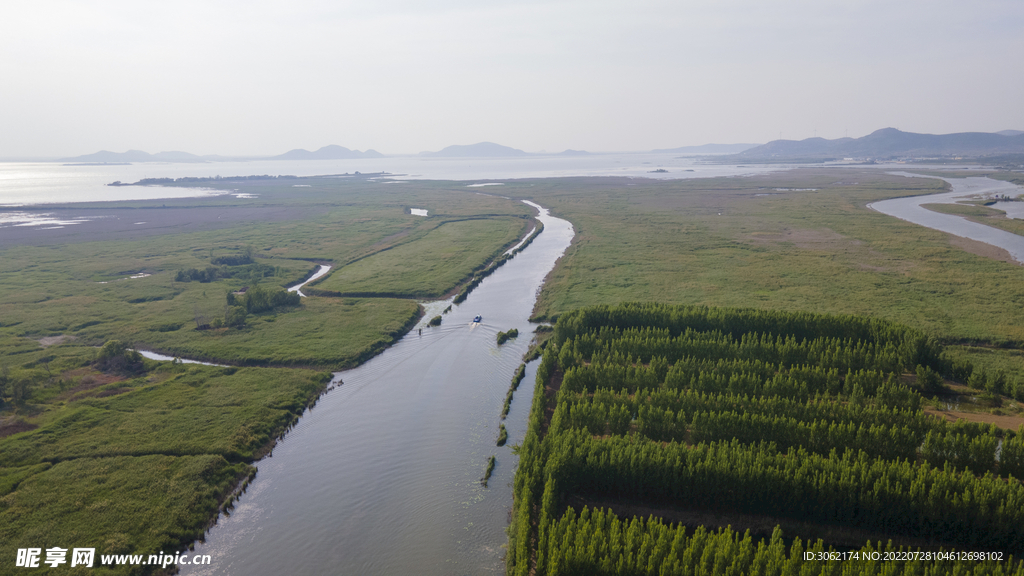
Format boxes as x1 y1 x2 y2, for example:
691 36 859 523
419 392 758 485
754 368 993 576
869 173 1024 262
180 201 574 576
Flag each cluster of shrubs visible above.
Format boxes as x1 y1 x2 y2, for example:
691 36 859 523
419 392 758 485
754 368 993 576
174 262 280 284
174 247 284 283
94 340 144 375
214 285 301 328
496 328 519 345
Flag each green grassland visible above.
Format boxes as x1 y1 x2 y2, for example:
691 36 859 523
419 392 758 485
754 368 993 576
0 350 328 573
507 170 1024 347
1 455 249 572
312 216 527 298
0 363 328 467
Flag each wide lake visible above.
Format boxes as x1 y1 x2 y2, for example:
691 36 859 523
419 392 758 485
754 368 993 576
3 154 805 206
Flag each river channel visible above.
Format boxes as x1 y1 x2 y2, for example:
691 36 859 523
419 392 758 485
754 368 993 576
869 173 1024 262
180 201 574 576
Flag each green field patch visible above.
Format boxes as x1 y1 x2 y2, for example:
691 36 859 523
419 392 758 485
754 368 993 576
0 463 50 497
138 297 420 368
314 217 527 298
0 366 327 467
0 455 248 571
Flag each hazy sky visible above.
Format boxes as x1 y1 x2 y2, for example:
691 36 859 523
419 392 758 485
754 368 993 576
3 0 1022 157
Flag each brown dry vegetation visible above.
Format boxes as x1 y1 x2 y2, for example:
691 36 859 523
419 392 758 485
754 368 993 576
924 408 1024 431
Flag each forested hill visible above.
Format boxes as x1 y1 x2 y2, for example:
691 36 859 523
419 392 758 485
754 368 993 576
736 127 1024 160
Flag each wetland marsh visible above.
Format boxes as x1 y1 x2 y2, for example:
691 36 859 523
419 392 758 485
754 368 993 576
6 166 1024 574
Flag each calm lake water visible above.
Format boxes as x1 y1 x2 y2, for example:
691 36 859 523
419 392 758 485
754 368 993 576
0 154 801 206
179 202 573 576
869 173 1024 262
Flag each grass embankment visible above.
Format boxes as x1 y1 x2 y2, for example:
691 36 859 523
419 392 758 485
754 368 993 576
311 217 529 298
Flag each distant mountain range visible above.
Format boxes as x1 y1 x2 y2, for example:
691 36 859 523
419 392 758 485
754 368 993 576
652 143 760 155
419 142 529 157
272 145 382 160
59 145 382 163
57 130 1024 164
418 142 596 157
735 128 1024 160
60 150 215 163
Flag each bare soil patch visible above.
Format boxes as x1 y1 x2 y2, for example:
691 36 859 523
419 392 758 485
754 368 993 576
37 334 76 347
949 235 1018 265
924 408 1024 431
57 368 126 401
0 417 38 438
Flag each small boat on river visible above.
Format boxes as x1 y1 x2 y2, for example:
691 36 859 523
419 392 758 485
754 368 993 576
473 315 482 323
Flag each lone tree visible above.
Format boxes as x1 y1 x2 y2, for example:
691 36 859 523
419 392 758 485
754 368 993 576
95 340 145 375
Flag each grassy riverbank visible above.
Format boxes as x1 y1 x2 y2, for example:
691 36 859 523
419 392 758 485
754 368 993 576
312 216 528 298
922 202 1024 236
0 341 329 572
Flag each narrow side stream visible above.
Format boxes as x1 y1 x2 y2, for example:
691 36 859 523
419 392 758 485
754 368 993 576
287 264 332 297
869 174 1024 262
180 202 573 576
